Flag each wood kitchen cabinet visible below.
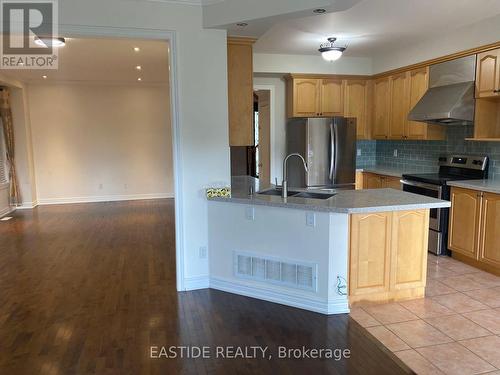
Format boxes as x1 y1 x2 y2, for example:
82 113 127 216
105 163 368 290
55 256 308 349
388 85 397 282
362 172 401 190
372 77 391 139
227 37 256 146
372 69 445 141
344 80 372 139
350 209 429 303
449 187 500 276
479 192 500 268
286 75 343 118
476 48 500 99
388 72 410 139
449 187 481 259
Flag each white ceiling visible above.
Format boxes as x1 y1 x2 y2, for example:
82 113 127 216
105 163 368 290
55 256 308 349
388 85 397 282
253 0 500 57
0 37 170 85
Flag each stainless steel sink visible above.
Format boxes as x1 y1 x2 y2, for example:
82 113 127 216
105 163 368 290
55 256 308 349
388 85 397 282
292 192 336 200
257 189 335 200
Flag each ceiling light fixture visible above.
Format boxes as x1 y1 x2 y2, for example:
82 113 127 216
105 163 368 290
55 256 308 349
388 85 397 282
318 37 346 62
34 36 66 47
137 77 142 81
42 75 47 79
136 65 142 70
236 22 248 27
313 8 326 14
134 47 140 52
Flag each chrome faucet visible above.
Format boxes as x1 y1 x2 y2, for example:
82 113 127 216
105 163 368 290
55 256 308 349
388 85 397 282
282 153 308 198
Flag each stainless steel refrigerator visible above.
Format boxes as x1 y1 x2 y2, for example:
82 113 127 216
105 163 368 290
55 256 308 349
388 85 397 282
286 117 356 189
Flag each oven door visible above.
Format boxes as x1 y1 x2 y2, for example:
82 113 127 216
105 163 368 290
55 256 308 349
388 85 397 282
401 179 443 231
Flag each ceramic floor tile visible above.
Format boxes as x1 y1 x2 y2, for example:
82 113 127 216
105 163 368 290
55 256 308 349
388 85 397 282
441 262 483 275
431 292 489 313
463 309 500 334
399 299 454 319
464 287 500 308
394 349 444 375
364 303 419 325
427 265 459 279
424 314 492 340
386 320 453 348
366 326 411 352
426 279 458 297
417 342 495 375
464 272 500 288
459 335 500 368
439 275 484 292
349 307 381 328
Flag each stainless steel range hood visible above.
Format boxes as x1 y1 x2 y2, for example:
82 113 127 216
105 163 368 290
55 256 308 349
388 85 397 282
408 55 476 125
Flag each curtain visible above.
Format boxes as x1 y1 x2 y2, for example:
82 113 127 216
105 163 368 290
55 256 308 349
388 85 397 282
0 88 21 205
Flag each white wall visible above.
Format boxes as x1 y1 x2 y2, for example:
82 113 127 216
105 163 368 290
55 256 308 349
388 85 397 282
254 53 372 75
372 14 500 73
27 83 173 203
254 75 286 183
58 0 231 287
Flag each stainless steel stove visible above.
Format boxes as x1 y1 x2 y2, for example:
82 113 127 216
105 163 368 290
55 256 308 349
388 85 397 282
401 155 489 255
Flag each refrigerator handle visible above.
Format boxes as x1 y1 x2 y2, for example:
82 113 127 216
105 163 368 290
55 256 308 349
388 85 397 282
329 122 335 181
334 123 339 183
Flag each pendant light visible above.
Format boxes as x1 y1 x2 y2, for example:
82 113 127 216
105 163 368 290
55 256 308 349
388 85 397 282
319 37 346 62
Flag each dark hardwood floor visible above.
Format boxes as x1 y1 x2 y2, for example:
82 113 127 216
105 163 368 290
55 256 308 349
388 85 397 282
0 200 408 374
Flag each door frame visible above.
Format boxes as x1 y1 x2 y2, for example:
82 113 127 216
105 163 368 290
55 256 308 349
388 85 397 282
59 25 186 291
253 84 276 182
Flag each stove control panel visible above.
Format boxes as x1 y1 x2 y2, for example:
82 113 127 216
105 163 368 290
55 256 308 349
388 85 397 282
439 155 489 171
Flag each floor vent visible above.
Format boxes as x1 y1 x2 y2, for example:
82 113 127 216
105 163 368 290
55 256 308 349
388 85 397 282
234 251 317 292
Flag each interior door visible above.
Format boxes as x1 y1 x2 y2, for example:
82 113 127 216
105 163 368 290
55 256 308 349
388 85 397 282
256 90 271 187
306 118 331 187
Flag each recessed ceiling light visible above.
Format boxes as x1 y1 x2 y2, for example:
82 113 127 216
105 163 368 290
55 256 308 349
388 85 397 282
136 65 142 70
42 75 47 79
313 8 326 14
236 22 248 27
134 47 140 52
34 36 66 47
137 77 142 81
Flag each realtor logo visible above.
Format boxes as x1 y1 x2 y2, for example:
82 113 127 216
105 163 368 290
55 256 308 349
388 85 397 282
0 0 59 69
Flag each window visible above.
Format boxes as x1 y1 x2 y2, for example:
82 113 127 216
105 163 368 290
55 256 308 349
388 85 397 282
0 127 6 184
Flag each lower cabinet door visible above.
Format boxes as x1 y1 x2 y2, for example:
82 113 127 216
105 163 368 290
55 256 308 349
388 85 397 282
350 212 391 296
479 192 500 268
448 187 481 259
390 210 429 290
363 173 382 189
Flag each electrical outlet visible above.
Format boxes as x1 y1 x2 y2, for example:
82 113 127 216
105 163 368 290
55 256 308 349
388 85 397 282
245 206 255 220
393 149 398 157
199 246 207 259
357 149 361 156
306 212 316 227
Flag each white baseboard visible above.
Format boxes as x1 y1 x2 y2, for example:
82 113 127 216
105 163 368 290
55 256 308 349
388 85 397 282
209 276 349 315
37 193 174 205
0 206 15 218
184 275 209 291
16 201 39 210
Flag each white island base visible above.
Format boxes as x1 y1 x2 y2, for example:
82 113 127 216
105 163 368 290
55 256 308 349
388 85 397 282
208 201 350 314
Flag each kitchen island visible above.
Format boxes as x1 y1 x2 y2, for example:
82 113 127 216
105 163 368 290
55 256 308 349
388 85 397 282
207 179 450 314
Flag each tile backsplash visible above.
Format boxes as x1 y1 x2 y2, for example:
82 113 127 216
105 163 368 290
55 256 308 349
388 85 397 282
356 126 500 179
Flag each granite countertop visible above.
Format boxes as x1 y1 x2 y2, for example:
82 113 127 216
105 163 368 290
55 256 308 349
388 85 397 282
357 165 432 178
447 179 500 194
209 184 450 214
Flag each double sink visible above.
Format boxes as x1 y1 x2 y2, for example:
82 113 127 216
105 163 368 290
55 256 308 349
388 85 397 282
258 188 336 200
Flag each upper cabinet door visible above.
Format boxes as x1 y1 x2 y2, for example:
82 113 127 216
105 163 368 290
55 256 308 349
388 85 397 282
344 80 369 139
407 67 429 139
476 49 500 98
293 79 320 117
448 187 481 259
373 77 390 139
320 79 344 116
479 192 500 268
388 72 409 139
